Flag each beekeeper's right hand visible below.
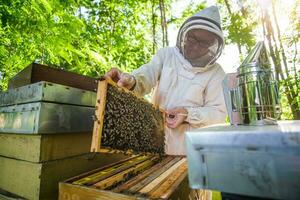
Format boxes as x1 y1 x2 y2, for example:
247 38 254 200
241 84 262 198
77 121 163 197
105 68 136 90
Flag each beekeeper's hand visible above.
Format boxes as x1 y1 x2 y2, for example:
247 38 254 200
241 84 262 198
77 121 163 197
165 107 188 129
105 68 136 90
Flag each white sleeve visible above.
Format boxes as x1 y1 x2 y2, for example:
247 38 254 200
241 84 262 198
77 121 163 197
131 48 165 96
185 68 227 127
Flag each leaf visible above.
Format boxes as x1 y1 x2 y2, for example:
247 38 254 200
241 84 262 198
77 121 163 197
40 0 53 13
89 50 107 64
59 50 72 64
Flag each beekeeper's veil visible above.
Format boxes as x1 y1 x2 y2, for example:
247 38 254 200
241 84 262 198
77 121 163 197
176 6 224 70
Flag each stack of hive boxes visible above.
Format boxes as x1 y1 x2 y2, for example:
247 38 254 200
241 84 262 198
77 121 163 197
0 64 127 200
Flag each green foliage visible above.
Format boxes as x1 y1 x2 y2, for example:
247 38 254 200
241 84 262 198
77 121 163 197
279 71 300 119
223 12 257 50
218 0 257 56
83 0 155 73
0 0 298 120
279 85 294 120
0 0 154 90
268 0 300 119
169 1 206 29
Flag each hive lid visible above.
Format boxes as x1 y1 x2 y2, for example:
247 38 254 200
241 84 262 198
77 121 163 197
8 63 98 91
186 121 300 152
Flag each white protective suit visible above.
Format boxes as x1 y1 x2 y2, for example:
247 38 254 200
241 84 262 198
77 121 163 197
132 6 227 155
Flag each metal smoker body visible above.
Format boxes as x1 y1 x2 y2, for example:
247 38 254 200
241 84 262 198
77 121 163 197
223 41 281 125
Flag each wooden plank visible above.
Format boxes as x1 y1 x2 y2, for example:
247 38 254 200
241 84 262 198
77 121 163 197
40 132 92 162
112 156 174 193
65 155 138 183
91 79 108 152
40 153 128 200
72 156 141 185
148 160 188 199
127 156 182 193
0 81 96 107
0 194 16 200
0 156 41 200
0 153 128 200
0 102 94 134
72 155 153 186
93 156 158 190
58 156 189 200
8 63 97 91
167 176 190 200
0 132 92 162
0 133 41 162
0 189 25 200
59 183 137 200
138 157 186 194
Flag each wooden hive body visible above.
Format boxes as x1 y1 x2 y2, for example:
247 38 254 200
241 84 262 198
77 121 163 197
8 63 97 91
0 153 127 200
59 155 189 200
60 77 189 200
0 67 128 199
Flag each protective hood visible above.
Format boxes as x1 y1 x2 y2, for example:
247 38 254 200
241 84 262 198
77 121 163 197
176 6 224 71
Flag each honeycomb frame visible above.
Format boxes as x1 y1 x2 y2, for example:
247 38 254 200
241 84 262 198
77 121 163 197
91 77 165 155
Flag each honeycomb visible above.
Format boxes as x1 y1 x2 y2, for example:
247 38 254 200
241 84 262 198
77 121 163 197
101 84 165 154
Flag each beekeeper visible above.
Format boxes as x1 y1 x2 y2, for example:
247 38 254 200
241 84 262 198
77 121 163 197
105 6 227 156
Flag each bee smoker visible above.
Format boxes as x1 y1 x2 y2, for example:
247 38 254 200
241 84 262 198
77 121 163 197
223 41 281 125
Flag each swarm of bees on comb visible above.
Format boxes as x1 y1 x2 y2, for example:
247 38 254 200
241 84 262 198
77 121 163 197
95 78 165 155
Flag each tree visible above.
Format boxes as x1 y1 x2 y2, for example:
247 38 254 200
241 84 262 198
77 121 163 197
0 0 298 120
0 0 155 90
159 0 169 47
258 0 300 119
219 0 257 61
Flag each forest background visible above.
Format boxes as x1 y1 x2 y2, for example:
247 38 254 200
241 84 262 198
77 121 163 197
0 0 299 119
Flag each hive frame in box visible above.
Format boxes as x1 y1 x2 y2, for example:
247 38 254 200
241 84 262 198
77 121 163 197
59 155 189 200
91 77 108 152
90 77 165 154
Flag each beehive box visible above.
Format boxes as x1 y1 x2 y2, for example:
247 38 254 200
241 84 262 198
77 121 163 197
0 102 94 134
59 155 189 200
0 77 128 199
0 132 92 162
0 81 97 163
0 81 96 108
8 63 97 91
0 153 128 200
91 77 165 154
0 81 96 134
